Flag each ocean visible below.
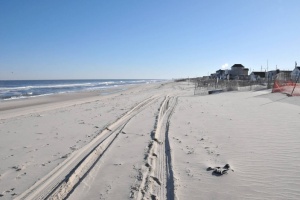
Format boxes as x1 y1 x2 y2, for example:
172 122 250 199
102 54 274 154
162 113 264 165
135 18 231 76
0 79 163 101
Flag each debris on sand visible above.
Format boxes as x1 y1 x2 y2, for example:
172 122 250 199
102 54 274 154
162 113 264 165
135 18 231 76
206 164 233 176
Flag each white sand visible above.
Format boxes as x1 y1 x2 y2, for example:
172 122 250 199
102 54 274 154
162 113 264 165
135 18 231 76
170 91 300 199
0 82 300 200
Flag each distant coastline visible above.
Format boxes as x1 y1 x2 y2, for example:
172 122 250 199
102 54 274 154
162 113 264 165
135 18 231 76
0 79 165 101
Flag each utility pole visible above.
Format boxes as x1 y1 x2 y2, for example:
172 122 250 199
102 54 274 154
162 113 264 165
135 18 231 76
267 60 269 88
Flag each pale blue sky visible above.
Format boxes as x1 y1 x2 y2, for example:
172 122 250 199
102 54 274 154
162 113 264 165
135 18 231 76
1 0 300 80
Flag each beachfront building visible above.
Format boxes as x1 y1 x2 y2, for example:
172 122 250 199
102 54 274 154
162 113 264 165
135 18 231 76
210 73 217 79
201 76 210 80
266 69 280 81
291 66 300 81
225 64 249 80
250 71 266 81
275 70 292 81
215 69 226 79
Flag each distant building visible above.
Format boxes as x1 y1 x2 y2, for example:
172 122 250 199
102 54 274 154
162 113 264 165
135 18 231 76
243 68 249 75
250 71 266 81
291 66 300 81
225 64 249 80
276 70 292 81
215 69 226 79
210 73 217 79
266 69 280 81
231 64 245 76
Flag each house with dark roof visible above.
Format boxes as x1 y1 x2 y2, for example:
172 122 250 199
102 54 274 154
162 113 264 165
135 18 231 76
250 71 266 81
291 66 300 81
215 69 226 79
225 64 249 80
275 70 292 81
201 76 210 80
266 69 280 81
210 73 217 79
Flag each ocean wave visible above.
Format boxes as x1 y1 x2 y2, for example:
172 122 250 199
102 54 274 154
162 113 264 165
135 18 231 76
1 92 65 101
0 81 122 91
0 79 163 101
0 83 93 90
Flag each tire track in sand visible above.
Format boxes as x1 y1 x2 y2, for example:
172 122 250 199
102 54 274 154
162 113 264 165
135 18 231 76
16 95 160 200
136 95 178 200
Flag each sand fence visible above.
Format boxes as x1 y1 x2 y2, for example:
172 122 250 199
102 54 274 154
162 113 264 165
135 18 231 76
193 79 269 95
272 73 300 96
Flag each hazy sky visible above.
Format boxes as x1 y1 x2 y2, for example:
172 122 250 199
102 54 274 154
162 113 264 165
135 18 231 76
1 0 300 80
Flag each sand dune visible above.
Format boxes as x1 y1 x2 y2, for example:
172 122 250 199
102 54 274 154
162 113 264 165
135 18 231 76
1 82 300 199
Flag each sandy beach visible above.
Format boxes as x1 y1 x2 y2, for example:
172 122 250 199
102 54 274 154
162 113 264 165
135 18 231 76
1 81 300 200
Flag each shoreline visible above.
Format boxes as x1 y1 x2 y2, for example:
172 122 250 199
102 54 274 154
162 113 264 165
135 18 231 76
0 79 165 103
0 83 162 119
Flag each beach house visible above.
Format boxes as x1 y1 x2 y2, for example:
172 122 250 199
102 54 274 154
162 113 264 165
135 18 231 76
201 76 210 80
276 70 292 81
210 73 217 79
291 66 300 81
266 69 280 81
215 69 226 79
250 71 266 81
225 64 249 80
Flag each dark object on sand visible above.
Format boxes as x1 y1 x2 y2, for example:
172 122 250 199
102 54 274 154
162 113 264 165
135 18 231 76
206 164 232 176
206 167 214 171
208 89 223 95
223 164 230 169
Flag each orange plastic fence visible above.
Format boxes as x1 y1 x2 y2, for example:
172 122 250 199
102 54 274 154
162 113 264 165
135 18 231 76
272 80 300 96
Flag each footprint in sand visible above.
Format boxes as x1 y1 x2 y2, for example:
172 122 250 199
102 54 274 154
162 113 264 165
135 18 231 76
150 176 161 186
12 166 21 171
16 172 27 179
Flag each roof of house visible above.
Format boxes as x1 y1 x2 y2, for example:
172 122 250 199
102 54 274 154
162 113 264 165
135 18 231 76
296 67 300 70
267 70 279 73
243 68 249 70
279 70 292 73
231 64 245 68
251 71 266 78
